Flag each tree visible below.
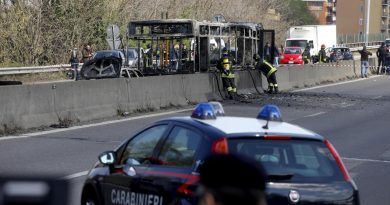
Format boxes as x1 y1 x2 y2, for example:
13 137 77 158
282 0 318 26
0 0 317 66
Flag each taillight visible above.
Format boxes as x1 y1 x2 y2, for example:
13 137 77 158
325 139 351 181
263 136 291 140
211 138 229 154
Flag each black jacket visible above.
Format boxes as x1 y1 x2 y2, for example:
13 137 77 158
358 49 372 61
377 46 387 58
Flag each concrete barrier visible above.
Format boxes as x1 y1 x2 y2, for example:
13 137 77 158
0 61 359 133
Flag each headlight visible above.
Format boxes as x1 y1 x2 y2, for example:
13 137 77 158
280 56 284 59
128 60 135 66
298 56 302 59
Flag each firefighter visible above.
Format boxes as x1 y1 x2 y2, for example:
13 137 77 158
253 54 278 94
318 44 327 63
217 49 237 100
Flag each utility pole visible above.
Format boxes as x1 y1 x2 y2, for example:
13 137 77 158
364 0 371 44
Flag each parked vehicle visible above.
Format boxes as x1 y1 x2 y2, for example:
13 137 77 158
116 48 145 68
280 47 304 65
385 38 390 47
325 47 354 62
285 25 337 58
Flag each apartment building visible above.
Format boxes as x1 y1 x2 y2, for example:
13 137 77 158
302 0 336 25
337 0 384 35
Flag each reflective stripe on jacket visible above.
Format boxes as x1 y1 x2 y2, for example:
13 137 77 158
263 60 277 77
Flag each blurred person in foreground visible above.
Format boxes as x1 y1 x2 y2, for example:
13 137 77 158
198 154 267 205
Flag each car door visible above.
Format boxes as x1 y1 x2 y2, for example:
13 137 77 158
140 124 205 205
101 124 169 205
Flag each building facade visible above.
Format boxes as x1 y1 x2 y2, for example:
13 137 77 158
302 0 336 25
337 0 383 36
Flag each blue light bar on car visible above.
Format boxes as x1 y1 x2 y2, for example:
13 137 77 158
191 103 217 119
257 104 282 122
209 101 225 116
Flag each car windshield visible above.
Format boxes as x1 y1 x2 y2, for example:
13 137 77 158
228 138 344 183
333 48 349 53
93 51 120 59
284 48 301 54
286 40 307 49
117 49 136 59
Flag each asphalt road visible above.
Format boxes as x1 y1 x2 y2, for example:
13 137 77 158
1 75 390 205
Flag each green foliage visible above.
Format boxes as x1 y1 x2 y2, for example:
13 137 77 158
284 0 318 25
0 0 318 66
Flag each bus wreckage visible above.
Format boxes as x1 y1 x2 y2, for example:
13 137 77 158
80 18 275 78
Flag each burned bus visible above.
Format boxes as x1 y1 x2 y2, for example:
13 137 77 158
126 19 275 74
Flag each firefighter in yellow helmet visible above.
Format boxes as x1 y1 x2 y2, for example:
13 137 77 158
217 49 237 100
253 54 278 94
318 44 327 63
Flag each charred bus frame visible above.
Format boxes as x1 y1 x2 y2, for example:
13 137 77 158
127 19 274 74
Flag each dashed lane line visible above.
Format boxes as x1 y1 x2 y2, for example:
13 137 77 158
0 108 193 141
372 95 383 100
293 75 382 92
61 171 89 180
340 103 355 108
342 157 390 164
303 112 326 118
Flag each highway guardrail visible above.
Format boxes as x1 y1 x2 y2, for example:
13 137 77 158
0 64 73 76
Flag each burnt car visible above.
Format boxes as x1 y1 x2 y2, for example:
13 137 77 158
80 50 123 80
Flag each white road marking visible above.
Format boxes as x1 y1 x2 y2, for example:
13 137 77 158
372 95 383 100
61 171 89 180
342 157 390 164
340 103 355 108
304 112 326 118
0 108 193 141
293 75 382 92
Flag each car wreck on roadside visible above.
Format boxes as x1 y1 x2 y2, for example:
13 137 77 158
80 51 122 80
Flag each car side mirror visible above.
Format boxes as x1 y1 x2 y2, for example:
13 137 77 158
98 151 116 165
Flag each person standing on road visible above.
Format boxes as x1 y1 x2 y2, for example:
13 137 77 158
82 44 93 63
376 42 387 74
198 154 267 205
253 54 278 94
217 50 237 100
273 45 280 67
358 46 373 78
69 48 79 80
263 42 271 63
386 44 390 75
318 44 327 63
302 45 311 64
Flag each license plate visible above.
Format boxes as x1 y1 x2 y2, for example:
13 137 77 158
288 61 294 64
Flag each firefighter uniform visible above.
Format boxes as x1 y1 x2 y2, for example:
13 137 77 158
217 53 237 99
253 55 278 94
318 44 327 63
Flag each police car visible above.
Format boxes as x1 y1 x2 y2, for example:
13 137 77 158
81 103 360 205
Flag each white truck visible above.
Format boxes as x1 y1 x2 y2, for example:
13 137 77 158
285 25 337 57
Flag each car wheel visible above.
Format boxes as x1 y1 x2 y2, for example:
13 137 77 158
82 192 100 205
84 199 96 205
